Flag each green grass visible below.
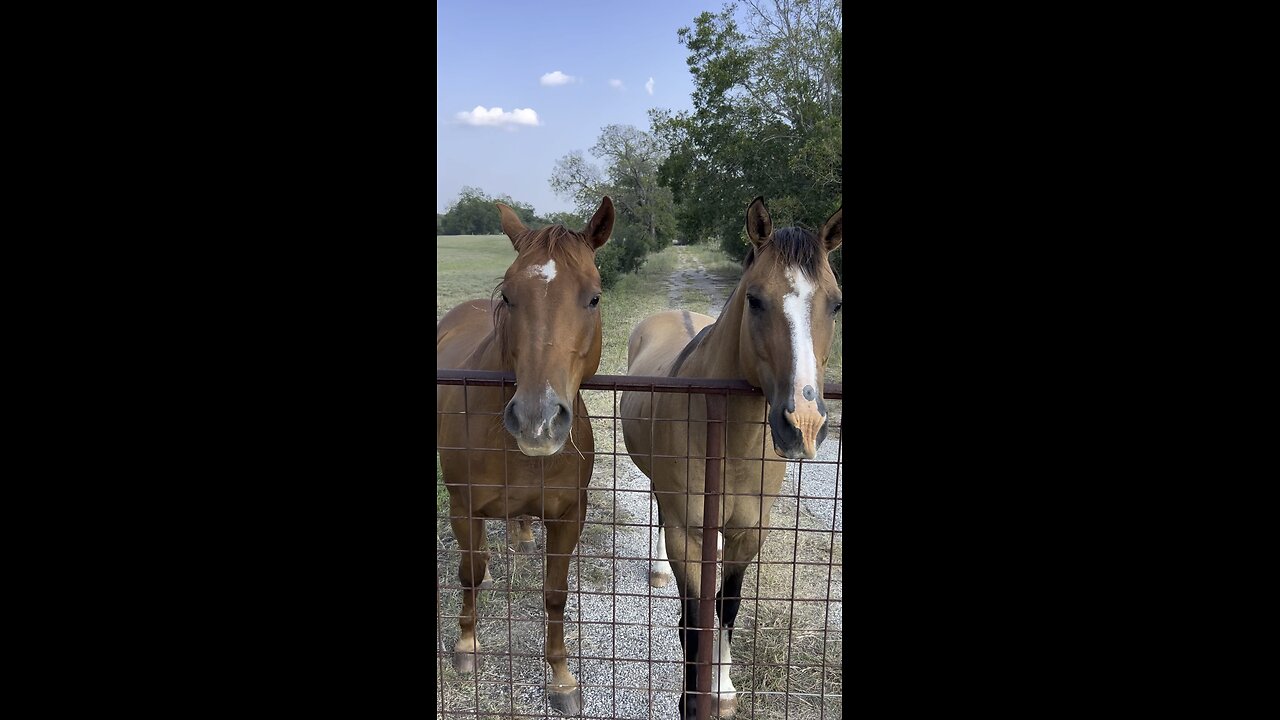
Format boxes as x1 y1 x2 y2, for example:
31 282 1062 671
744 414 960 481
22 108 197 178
681 242 744 281
435 235 516 321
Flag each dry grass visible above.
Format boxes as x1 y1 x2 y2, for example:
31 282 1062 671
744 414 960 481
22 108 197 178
728 501 843 719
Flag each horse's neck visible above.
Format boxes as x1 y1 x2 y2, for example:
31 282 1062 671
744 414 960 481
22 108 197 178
677 299 771 451
466 331 509 372
679 294 744 379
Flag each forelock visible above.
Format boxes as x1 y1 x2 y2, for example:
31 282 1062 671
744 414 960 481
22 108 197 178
744 227 824 280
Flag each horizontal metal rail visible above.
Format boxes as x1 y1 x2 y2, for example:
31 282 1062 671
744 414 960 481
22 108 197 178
436 368 843 400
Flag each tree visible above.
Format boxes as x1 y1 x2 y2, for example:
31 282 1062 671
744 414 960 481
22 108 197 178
438 187 547 235
650 0 842 278
492 194 544 228
543 210 588 229
549 125 677 287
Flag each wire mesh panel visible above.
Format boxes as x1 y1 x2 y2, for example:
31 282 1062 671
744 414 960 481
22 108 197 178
436 370 842 720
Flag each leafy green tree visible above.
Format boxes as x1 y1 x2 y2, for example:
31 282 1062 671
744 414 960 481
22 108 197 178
543 210 588 229
651 0 842 279
439 186 502 235
492 194 545 229
550 125 677 287
438 187 547 234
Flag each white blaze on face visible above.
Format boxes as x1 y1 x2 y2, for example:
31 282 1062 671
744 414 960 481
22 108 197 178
532 381 556 437
527 259 557 284
782 268 819 406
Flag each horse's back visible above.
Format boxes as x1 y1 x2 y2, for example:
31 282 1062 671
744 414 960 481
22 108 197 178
626 310 714 377
437 299 496 368
621 310 714 479
437 297 499 442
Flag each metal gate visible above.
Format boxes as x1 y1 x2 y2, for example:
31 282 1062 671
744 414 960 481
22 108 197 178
437 370 843 719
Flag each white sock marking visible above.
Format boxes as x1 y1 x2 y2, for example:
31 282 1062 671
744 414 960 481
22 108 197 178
713 620 736 695
653 526 673 579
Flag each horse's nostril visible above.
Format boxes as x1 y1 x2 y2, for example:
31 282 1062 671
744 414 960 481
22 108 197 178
503 402 520 430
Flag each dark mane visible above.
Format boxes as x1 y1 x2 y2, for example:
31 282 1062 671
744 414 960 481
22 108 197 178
743 227 824 280
668 323 713 377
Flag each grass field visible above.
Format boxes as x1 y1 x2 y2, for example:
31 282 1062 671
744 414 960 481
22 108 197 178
435 235 519 321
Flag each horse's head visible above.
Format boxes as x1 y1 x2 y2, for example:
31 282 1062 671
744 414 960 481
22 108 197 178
493 196 614 456
735 196 842 460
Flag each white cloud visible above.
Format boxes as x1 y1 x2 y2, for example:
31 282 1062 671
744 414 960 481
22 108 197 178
540 70 577 86
609 79 624 90
455 106 541 128
645 77 655 95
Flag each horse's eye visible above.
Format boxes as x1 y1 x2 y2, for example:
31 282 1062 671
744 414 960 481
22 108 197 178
589 295 600 308
832 301 842 314
501 293 510 305
747 294 763 310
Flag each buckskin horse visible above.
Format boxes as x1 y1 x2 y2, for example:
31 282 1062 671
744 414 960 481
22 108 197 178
437 196 614 716
621 196 841 719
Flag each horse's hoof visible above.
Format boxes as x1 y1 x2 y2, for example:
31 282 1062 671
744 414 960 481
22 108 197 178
478 578 494 589
518 540 536 552
712 694 738 717
547 686 583 716
452 651 480 675
649 571 672 588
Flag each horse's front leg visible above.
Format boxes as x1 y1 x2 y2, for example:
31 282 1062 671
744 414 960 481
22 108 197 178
450 516 490 674
542 500 586 715
709 526 769 718
650 499 673 587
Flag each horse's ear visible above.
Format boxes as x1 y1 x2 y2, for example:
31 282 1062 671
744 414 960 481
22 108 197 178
818 206 842 253
495 202 527 246
583 196 614 250
745 196 772 248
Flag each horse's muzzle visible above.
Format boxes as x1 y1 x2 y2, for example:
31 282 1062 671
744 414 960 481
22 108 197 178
769 398 829 460
503 394 573 456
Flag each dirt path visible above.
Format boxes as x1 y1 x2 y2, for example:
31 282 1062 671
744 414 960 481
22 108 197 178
666 246 738 318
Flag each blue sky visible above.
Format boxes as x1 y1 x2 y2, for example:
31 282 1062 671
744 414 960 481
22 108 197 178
436 0 730 216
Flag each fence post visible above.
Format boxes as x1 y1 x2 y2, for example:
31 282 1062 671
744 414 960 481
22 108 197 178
696 392 726 720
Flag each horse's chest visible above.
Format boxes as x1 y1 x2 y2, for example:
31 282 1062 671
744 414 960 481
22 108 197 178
657 455 785 529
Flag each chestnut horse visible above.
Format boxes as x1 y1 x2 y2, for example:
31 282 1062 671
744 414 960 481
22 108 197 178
437 196 614 716
621 197 842 719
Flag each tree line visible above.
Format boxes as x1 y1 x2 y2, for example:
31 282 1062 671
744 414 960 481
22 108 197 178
437 187 582 236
